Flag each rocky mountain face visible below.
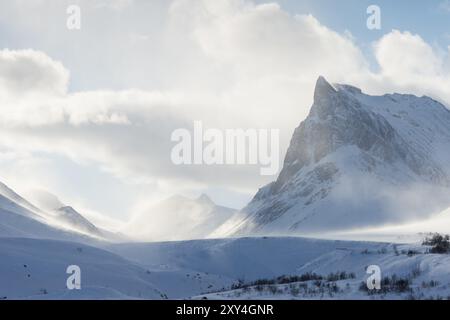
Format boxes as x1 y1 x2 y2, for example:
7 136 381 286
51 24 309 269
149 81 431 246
231 77 450 235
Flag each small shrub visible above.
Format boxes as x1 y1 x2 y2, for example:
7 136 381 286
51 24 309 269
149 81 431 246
39 288 48 295
289 285 300 297
407 250 419 257
227 270 355 295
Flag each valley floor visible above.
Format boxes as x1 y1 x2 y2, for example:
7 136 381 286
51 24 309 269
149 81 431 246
0 236 449 300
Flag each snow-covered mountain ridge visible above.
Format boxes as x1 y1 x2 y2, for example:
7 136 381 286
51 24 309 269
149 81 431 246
0 181 119 243
231 77 450 235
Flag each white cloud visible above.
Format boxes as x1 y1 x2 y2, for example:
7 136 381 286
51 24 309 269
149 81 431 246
370 30 450 103
0 49 68 98
170 0 367 78
375 31 442 77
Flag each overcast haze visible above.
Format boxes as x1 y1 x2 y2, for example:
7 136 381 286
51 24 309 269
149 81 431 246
1 0 450 222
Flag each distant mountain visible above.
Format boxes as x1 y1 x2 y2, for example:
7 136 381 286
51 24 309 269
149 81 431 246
126 194 237 241
54 206 102 236
230 77 450 235
26 189 125 240
0 182 44 219
0 192 92 242
0 181 121 242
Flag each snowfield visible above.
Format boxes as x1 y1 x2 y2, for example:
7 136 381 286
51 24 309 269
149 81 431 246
107 237 450 300
1 236 449 300
0 238 165 300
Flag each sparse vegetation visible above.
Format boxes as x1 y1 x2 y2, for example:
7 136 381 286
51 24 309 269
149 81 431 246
421 280 439 288
406 249 419 257
422 233 450 254
230 271 355 292
326 271 356 282
228 278 345 298
359 274 411 295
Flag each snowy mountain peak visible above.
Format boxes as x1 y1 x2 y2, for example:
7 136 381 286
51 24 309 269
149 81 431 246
197 193 214 206
314 76 336 102
229 78 450 235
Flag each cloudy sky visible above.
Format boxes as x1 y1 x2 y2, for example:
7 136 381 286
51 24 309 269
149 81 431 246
1 0 450 223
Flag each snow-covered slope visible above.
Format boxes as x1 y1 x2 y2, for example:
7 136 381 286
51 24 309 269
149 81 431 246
0 181 117 243
54 206 102 237
52 206 127 242
0 205 93 242
0 182 44 219
107 236 450 300
0 185 80 241
1 235 449 300
230 77 450 235
198 241 450 300
107 237 356 281
126 194 236 241
0 238 165 299
26 189 126 241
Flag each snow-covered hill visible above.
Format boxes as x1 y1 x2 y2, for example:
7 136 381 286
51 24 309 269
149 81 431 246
199 242 450 300
230 77 450 236
0 204 93 242
126 194 236 241
0 238 165 299
1 235 449 300
107 236 450 300
0 182 44 219
0 181 119 243
26 189 127 241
